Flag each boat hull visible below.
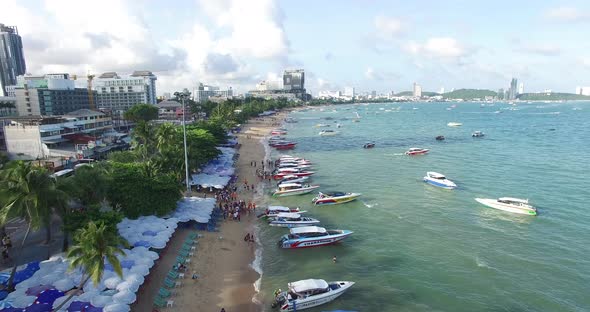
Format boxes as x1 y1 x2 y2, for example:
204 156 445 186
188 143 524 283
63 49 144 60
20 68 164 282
423 177 456 189
313 194 361 205
406 150 429 155
475 198 537 216
280 232 352 249
269 221 320 228
273 186 319 197
279 281 354 311
273 172 315 180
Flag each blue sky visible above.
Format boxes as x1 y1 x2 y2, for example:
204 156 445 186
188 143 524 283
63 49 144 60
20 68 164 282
2 0 590 94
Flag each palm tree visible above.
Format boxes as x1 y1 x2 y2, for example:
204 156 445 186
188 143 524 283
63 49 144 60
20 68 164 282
0 161 67 290
53 221 126 311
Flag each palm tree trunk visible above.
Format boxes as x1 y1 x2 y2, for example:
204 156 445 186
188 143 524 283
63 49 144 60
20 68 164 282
7 222 32 291
62 231 69 252
53 274 91 311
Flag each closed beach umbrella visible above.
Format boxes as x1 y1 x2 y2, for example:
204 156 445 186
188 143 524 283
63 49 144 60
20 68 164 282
112 290 136 304
103 303 130 312
53 278 75 292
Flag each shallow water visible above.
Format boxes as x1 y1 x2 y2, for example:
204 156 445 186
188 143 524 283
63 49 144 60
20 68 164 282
258 102 590 312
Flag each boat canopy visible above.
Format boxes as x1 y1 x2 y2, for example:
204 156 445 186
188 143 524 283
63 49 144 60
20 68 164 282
427 172 446 179
278 183 303 188
289 279 329 293
268 206 291 212
290 226 326 235
276 212 300 218
277 168 300 172
408 148 422 151
499 197 528 204
322 191 347 197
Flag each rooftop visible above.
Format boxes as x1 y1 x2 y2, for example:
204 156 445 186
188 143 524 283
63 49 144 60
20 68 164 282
63 109 105 117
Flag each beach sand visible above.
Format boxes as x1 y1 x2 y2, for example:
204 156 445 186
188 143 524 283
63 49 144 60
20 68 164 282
133 113 286 312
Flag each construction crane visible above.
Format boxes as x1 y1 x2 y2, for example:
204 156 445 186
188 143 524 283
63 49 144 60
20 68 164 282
87 74 95 110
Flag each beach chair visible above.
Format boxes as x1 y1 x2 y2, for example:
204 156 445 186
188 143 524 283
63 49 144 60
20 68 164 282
163 278 175 289
184 238 195 245
154 296 167 308
178 250 189 258
167 270 179 279
158 287 173 298
188 232 198 240
176 256 186 264
180 244 191 252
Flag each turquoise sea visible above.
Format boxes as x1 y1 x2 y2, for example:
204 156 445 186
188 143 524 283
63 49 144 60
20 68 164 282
256 102 590 312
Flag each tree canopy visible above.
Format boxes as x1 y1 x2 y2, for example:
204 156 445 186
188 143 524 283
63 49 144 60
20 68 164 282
123 104 158 122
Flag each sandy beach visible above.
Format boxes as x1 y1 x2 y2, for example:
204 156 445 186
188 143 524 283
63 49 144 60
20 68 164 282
133 112 286 312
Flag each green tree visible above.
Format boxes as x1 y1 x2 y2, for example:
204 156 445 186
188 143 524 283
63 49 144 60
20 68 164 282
53 221 126 311
65 164 111 207
0 152 9 169
0 161 68 290
123 104 158 122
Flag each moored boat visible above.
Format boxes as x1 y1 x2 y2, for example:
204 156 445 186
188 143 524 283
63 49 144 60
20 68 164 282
272 279 355 311
423 172 457 189
435 135 445 141
278 226 353 249
472 131 485 137
447 122 463 127
363 142 375 148
319 129 339 136
405 147 429 155
268 213 320 227
312 192 361 205
273 142 297 150
273 168 315 180
271 129 288 135
258 206 305 219
277 175 310 184
475 197 537 216
273 183 320 197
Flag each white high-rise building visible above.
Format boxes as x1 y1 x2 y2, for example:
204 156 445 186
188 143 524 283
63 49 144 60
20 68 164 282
518 82 524 94
195 83 233 102
93 71 157 114
344 87 355 98
413 82 422 98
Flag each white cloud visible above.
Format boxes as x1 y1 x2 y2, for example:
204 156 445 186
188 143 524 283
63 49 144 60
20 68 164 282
516 44 561 56
402 37 469 60
0 0 291 94
374 15 404 39
365 67 399 81
545 6 589 22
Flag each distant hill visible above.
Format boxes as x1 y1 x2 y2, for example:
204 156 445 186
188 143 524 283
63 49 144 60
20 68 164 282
443 89 496 100
395 91 438 97
518 93 590 101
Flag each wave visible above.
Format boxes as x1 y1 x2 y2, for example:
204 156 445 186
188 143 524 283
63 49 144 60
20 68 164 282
363 201 378 208
250 224 264 304
475 255 494 270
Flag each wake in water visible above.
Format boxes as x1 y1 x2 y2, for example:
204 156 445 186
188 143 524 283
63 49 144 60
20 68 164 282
362 201 379 208
475 255 496 270
384 153 405 156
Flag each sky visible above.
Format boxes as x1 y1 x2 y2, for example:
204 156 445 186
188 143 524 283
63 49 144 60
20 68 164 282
1 0 590 95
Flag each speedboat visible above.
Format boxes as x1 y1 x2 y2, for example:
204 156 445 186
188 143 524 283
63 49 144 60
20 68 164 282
314 123 330 127
312 192 362 205
423 172 457 189
272 183 320 197
319 130 339 136
475 197 537 216
258 206 305 219
278 175 310 184
271 129 288 135
435 135 445 141
278 163 313 170
273 142 297 150
272 279 355 311
405 147 429 155
472 131 485 137
447 122 463 127
278 226 353 249
273 168 315 180
268 213 320 227
363 142 375 149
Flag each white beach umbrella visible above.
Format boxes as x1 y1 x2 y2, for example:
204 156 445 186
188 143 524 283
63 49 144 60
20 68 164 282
129 265 149 277
11 295 37 308
90 294 113 307
144 251 159 261
76 290 99 302
54 278 75 292
112 290 136 304
115 281 139 293
83 280 106 293
104 276 123 289
131 246 149 254
124 274 144 285
40 272 61 285
103 303 131 312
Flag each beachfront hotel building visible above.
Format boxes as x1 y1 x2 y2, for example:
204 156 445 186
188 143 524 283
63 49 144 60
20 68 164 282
194 83 233 102
0 24 26 97
93 71 158 115
413 82 422 98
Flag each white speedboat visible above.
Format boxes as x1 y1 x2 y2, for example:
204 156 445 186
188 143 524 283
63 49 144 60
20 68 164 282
258 206 306 219
312 192 361 205
319 129 339 136
447 122 463 127
273 183 320 197
279 226 353 249
277 175 310 184
475 197 537 216
423 172 457 189
278 162 313 169
268 213 320 228
472 131 485 137
405 147 429 155
272 279 355 311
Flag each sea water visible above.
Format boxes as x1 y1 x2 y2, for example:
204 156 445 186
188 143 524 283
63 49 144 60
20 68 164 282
257 102 590 312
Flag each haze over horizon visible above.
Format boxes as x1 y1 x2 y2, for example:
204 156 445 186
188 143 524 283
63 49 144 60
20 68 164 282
2 0 590 95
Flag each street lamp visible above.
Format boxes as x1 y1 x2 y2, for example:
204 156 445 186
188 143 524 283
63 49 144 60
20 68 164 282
174 89 191 195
